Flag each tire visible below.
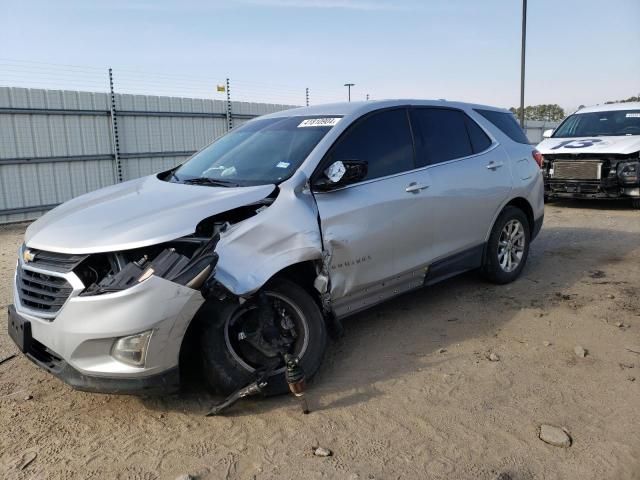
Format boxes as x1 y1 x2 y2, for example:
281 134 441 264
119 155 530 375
200 278 327 396
632 198 640 209
481 206 531 284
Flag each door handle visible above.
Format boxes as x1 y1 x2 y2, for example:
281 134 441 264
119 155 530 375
486 161 504 170
405 182 429 193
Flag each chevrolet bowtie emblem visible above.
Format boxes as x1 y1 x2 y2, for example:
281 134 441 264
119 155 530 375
23 249 36 263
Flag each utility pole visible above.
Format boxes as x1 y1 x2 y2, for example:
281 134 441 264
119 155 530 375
344 83 355 102
519 0 527 128
305 87 309 107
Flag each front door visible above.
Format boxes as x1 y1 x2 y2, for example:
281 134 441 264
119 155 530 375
312 108 434 316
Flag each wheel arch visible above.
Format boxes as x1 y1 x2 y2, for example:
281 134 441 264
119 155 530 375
177 259 325 385
505 197 534 234
265 260 322 298
486 196 535 242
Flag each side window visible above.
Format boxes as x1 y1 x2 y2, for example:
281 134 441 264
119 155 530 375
410 108 473 167
475 109 530 144
464 116 492 153
328 109 414 181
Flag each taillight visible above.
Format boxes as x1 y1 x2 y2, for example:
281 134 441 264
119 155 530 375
532 149 544 168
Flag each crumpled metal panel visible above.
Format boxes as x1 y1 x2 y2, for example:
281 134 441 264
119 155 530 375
0 88 115 223
214 170 323 296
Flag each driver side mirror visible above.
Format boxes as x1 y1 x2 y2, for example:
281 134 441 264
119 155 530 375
542 129 554 139
314 160 368 191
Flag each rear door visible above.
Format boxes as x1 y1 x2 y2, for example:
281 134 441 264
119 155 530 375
409 107 513 262
313 108 436 308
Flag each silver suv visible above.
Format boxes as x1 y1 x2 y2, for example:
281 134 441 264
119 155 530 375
8 100 544 396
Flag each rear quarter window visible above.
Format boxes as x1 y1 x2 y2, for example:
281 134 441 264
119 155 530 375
464 116 492 153
475 109 530 144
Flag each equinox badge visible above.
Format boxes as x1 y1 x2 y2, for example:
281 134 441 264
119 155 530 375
22 249 36 263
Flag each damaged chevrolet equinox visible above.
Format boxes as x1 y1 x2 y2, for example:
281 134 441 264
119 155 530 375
9 100 544 396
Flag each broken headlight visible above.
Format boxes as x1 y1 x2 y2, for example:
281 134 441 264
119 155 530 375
78 236 219 296
618 161 639 184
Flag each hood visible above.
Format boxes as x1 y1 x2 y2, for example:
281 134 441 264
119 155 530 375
25 175 275 254
537 135 640 155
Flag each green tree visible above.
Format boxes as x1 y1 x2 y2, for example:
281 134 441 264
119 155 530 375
604 95 640 104
509 104 565 122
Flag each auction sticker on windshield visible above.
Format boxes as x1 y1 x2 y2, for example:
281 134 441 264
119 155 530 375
298 117 341 128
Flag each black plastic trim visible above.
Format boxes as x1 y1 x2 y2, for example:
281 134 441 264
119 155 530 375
425 244 485 286
25 351 181 395
531 214 544 241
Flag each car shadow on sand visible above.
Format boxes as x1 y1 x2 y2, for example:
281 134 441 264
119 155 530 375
139 225 639 416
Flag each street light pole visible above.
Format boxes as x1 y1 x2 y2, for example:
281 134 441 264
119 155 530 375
519 0 527 128
344 83 355 102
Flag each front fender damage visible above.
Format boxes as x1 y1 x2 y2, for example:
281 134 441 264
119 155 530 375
78 173 329 308
212 172 324 297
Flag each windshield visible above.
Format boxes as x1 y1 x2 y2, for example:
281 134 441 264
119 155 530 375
172 116 341 186
553 109 640 138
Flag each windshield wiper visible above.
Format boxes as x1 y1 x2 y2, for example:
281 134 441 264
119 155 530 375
183 177 240 187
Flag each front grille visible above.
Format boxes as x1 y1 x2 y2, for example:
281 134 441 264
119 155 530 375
26 248 88 273
17 267 73 314
552 161 602 180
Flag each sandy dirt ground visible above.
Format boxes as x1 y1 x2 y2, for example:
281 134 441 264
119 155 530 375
1 200 639 480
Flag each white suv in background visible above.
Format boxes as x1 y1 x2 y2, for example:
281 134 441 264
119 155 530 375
538 102 640 208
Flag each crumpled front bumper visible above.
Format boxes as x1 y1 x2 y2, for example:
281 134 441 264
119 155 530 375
12 265 204 394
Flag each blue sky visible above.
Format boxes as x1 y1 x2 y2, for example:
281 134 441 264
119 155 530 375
1 0 639 111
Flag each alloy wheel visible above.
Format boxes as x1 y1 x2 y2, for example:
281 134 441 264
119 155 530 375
498 219 526 273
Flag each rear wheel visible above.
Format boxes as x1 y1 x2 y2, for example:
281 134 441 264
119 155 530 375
481 206 530 284
200 278 327 395
632 198 640 209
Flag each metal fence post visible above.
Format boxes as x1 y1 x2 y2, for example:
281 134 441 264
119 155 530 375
108 68 123 182
226 77 233 131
